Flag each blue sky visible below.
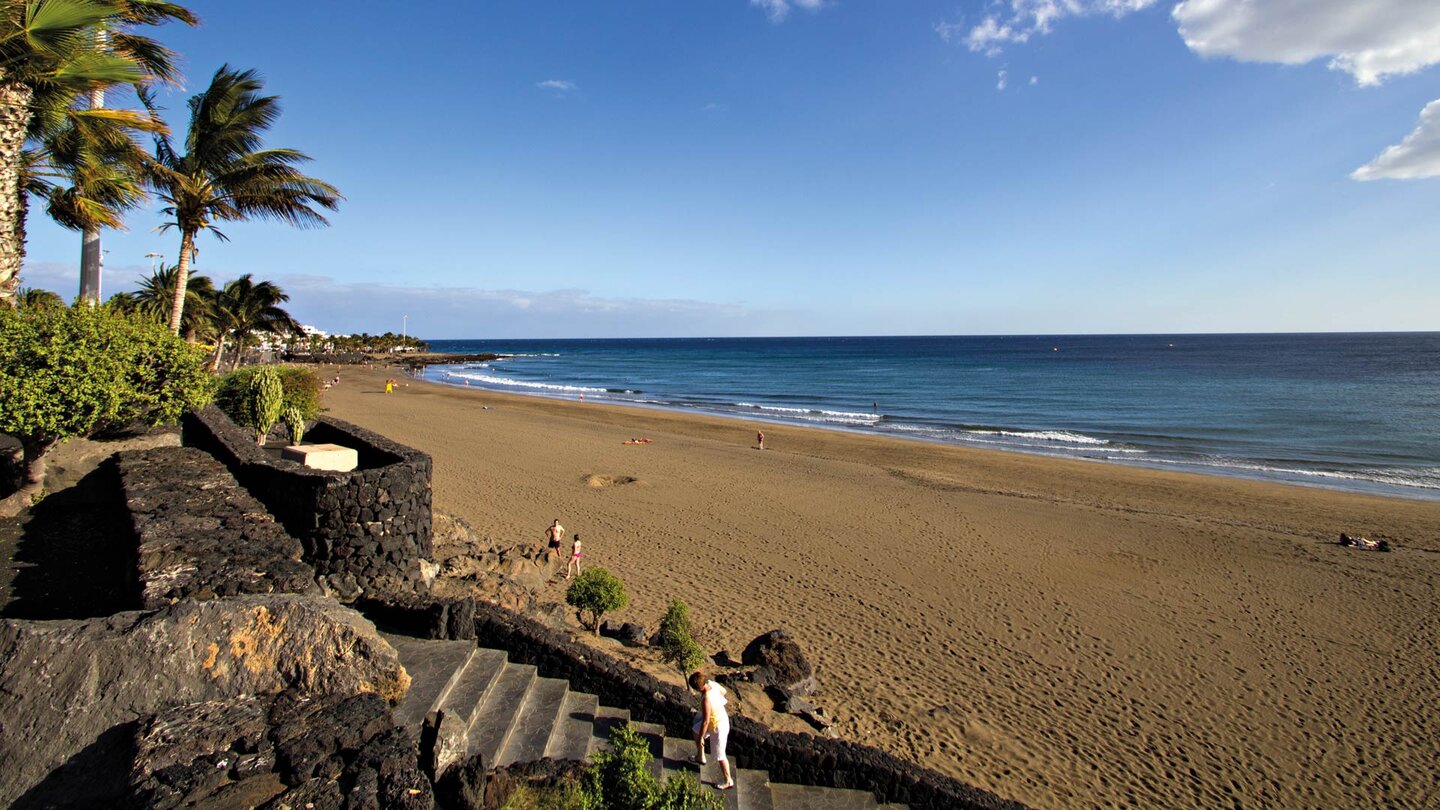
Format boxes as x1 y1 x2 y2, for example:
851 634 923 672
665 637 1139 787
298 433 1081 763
19 0 1440 338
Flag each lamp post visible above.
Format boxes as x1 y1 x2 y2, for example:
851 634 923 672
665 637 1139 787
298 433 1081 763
402 314 408 343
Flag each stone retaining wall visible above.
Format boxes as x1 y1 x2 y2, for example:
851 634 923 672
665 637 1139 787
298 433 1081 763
358 595 1026 810
117 446 318 607
181 405 433 594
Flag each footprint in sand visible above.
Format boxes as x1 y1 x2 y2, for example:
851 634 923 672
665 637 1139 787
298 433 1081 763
582 473 641 488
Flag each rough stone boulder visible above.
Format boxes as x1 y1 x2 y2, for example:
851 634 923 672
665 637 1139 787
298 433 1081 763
0 594 409 807
125 693 431 810
601 621 648 648
741 628 818 696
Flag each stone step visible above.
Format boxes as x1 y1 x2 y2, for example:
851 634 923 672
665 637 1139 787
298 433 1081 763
736 768 776 810
544 691 598 762
438 647 508 724
660 736 741 810
495 677 570 767
632 721 666 783
466 662 537 768
383 635 476 735
770 783 878 810
587 705 630 757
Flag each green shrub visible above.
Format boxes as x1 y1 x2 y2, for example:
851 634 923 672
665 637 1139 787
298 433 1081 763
582 723 657 809
215 365 321 432
566 567 629 635
657 599 707 676
655 773 723 810
497 783 587 810
0 305 213 498
576 723 721 810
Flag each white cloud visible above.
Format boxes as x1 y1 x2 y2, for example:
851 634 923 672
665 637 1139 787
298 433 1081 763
701 102 727 112
996 69 1009 91
1029 75 1039 85
1352 98 1440 181
536 79 576 93
751 0 825 23
943 0 1158 56
1173 0 1440 86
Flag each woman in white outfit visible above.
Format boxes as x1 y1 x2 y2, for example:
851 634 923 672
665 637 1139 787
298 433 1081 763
689 670 735 790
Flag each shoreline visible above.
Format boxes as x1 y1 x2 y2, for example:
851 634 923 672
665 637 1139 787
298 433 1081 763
319 363 1440 809
419 361 1440 503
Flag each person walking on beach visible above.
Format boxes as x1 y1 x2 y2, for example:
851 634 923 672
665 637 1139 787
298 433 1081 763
689 670 734 790
385 378 395 394
564 534 583 580
756 430 765 450
545 519 565 559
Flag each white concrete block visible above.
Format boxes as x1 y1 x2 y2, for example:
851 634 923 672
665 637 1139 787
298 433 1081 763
281 443 358 472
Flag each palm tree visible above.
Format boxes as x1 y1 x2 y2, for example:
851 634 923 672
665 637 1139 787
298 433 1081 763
147 65 341 335
211 273 297 371
132 261 211 335
1 0 196 306
17 284 60 308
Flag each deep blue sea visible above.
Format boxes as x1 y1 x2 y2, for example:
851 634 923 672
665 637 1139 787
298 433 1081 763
423 334 1440 500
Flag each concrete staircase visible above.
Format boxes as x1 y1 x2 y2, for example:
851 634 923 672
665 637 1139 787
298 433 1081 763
384 634 908 810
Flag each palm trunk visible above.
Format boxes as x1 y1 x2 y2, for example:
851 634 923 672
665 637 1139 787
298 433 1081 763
210 334 226 372
168 231 195 333
77 85 105 305
0 78 35 309
78 226 102 304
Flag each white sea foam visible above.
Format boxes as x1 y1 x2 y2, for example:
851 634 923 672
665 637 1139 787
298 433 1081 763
1138 457 1440 490
444 370 606 394
735 402 881 425
969 429 1110 446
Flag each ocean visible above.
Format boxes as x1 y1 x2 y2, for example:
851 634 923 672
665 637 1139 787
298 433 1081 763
422 334 1440 500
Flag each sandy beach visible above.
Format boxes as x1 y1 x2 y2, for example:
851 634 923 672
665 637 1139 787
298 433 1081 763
323 365 1439 809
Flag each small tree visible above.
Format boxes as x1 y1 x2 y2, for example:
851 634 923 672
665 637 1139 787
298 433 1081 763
248 366 284 444
566 567 628 635
657 599 707 676
0 305 212 514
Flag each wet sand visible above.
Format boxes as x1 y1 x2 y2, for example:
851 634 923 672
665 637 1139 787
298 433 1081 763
323 366 1440 809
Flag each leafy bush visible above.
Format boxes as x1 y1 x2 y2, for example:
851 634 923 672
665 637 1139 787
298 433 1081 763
566 567 629 635
0 305 212 501
655 774 723 810
581 723 658 809
215 365 321 433
497 783 587 810
657 599 707 676
576 723 722 810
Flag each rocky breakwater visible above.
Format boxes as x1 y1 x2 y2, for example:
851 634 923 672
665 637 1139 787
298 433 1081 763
0 594 409 807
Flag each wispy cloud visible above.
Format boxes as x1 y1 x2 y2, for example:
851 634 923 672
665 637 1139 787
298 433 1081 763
536 79 577 94
1352 99 1440 181
939 0 1157 56
996 69 1008 91
701 102 727 113
751 0 826 24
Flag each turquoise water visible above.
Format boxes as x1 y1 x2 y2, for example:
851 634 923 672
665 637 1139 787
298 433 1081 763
424 334 1440 500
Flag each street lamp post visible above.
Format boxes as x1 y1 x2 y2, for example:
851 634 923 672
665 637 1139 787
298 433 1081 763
403 314 408 343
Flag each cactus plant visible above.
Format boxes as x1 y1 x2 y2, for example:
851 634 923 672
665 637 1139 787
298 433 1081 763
249 366 284 445
283 404 306 446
